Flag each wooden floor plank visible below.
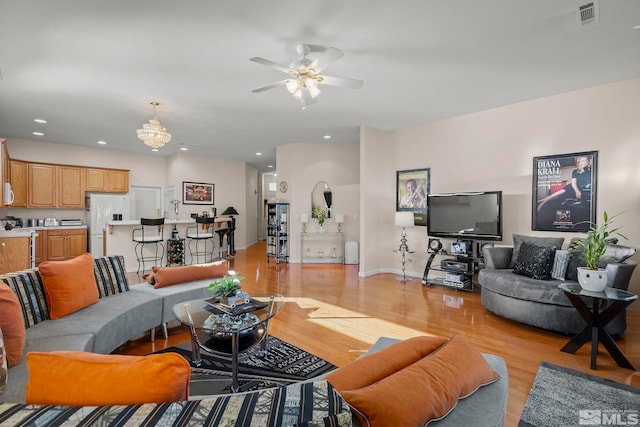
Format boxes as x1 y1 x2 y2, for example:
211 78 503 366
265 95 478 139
115 241 640 427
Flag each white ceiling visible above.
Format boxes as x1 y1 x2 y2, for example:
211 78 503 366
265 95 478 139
1 1 639 172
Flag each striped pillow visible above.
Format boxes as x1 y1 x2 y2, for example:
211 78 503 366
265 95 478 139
0 270 49 328
93 255 130 298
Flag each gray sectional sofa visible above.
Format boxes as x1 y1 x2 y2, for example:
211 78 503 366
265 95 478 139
479 239 637 334
0 256 214 403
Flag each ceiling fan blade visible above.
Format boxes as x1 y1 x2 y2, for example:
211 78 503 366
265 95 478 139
249 57 292 74
310 47 344 73
317 75 363 89
251 80 288 93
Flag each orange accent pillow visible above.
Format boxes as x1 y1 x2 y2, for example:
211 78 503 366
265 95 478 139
152 261 228 288
25 351 190 405
340 335 499 427
326 335 447 391
39 253 99 319
0 282 26 367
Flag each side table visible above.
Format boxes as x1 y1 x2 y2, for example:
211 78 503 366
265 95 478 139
167 238 185 266
559 283 637 370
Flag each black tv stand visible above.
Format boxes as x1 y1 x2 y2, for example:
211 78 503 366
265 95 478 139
422 239 486 291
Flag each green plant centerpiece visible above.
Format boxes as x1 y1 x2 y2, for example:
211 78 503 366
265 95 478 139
574 211 626 292
209 271 245 300
312 206 328 229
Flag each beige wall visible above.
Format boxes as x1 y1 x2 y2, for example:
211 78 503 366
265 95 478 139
276 142 359 262
362 77 640 292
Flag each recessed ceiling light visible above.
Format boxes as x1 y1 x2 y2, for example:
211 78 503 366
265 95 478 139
34 119 47 124
256 152 262 156
323 135 331 139
267 165 273 168
180 147 188 151
97 140 107 145
152 148 159 152
633 25 640 29
32 132 44 136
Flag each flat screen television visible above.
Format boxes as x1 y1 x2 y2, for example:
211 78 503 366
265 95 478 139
427 191 503 241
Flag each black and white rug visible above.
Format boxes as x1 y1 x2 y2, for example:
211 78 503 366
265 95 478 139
519 362 640 427
157 335 338 396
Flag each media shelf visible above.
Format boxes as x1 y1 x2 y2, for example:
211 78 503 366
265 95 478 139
422 241 486 291
266 202 288 264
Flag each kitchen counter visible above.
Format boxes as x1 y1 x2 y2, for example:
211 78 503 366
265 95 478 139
105 218 229 233
0 226 87 237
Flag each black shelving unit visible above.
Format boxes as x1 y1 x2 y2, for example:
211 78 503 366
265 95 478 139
266 203 289 263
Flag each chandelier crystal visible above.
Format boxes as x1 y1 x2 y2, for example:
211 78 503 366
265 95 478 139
137 101 171 149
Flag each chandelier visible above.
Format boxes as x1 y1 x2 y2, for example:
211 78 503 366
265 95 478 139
137 101 171 149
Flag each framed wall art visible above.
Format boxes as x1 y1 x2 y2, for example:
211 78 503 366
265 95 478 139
532 151 597 232
182 181 214 205
396 168 430 226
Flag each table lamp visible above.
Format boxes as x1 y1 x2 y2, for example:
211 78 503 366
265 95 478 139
334 213 345 233
300 213 309 233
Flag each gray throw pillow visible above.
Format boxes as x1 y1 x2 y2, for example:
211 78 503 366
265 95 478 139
599 244 636 267
565 241 635 281
510 234 565 268
550 250 571 281
513 242 556 281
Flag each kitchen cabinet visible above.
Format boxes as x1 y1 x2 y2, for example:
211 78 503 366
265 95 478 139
0 236 31 274
28 163 57 207
58 165 84 208
85 168 129 193
34 230 46 264
46 228 87 261
9 160 28 207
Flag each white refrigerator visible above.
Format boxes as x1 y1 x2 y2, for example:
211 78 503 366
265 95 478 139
86 194 130 257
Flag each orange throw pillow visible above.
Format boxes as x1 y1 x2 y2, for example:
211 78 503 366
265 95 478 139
39 253 99 319
153 261 228 288
340 335 499 427
326 335 447 391
0 282 26 367
25 351 190 405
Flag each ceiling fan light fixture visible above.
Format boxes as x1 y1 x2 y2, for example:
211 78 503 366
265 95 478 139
137 101 171 150
286 79 300 93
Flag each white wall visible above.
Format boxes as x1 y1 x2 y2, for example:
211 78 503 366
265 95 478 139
362 77 640 292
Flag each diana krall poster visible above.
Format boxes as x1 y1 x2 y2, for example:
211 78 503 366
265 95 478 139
532 151 597 232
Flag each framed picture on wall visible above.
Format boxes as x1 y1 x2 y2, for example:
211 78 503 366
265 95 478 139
396 168 430 226
183 181 215 205
532 151 597 232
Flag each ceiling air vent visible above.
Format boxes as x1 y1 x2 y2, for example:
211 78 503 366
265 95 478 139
578 1 599 26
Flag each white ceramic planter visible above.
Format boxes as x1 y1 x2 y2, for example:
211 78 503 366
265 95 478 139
577 267 608 292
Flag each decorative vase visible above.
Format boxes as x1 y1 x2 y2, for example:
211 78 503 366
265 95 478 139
318 224 326 233
577 267 608 292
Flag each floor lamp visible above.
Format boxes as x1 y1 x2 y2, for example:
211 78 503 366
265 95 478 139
394 212 415 282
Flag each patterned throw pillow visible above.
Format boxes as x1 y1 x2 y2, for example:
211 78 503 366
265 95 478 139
509 234 564 268
513 242 556 280
550 250 571 281
0 270 49 328
94 255 130 298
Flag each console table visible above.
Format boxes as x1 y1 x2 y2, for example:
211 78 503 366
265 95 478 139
559 283 637 370
301 232 344 264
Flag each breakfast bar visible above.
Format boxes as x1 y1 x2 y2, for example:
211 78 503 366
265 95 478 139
104 217 231 270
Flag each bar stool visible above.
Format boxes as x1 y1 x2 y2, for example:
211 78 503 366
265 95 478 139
132 218 165 274
186 216 216 264
215 226 229 260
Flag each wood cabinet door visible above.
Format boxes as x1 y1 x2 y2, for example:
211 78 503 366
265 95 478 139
9 160 28 207
46 232 67 261
0 237 31 274
58 165 84 208
108 169 129 192
28 163 57 207
85 168 108 191
34 230 46 264
66 230 87 258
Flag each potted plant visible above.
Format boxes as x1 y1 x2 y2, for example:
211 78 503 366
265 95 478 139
208 271 245 300
574 211 626 292
312 207 328 232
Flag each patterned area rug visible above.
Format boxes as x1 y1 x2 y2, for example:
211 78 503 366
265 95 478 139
519 362 640 427
157 335 338 396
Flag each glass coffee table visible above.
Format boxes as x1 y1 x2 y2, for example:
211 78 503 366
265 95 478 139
173 294 285 392
559 283 637 370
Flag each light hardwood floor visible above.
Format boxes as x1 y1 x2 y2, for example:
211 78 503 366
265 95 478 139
115 240 640 427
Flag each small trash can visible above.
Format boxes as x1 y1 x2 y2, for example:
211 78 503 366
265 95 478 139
345 241 359 264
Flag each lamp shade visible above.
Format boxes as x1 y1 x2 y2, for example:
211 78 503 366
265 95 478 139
299 213 309 223
222 207 239 216
334 214 345 224
394 212 414 227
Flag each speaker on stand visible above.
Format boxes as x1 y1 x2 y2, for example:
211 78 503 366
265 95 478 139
422 238 442 285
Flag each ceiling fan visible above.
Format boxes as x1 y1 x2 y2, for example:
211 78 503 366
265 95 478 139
250 44 363 108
